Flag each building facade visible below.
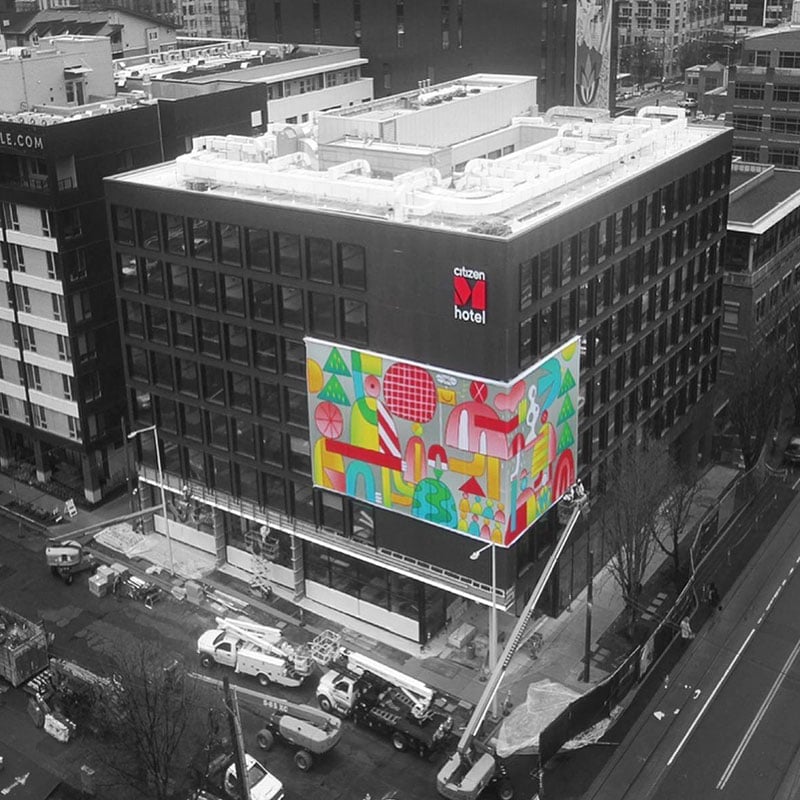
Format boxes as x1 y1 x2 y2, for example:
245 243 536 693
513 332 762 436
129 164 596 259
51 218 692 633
617 0 727 79
106 77 732 643
727 26 800 167
0 36 266 503
721 162 800 377
114 37 373 125
0 8 179 57
244 0 587 112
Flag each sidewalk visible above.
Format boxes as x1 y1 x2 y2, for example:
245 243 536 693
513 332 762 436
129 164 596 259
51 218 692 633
0 463 742 719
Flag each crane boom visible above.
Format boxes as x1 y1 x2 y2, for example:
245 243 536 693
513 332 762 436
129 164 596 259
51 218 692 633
437 489 588 800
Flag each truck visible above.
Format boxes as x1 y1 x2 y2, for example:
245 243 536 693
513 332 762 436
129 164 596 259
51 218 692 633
0 605 49 687
255 693 343 771
316 647 453 758
436 487 589 800
45 540 97 585
198 617 313 688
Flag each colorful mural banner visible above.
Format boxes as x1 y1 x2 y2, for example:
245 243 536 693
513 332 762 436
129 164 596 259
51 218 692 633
575 0 613 109
305 337 581 547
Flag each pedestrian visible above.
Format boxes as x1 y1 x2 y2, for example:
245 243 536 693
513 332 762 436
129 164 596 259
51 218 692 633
680 616 695 644
705 581 721 611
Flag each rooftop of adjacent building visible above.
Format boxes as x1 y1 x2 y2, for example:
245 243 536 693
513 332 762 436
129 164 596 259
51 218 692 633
110 77 729 239
0 5 178 36
0 34 259 127
728 160 800 231
112 36 367 87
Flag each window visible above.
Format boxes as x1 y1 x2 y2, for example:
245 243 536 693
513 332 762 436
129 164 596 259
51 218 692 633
164 214 186 255
289 434 311 474
260 426 284 465
67 416 80 439
774 84 800 102
191 218 213 260
249 280 274 322
338 243 366 289
203 364 225 404
46 252 59 280
310 292 335 336
254 331 278 372
275 232 301 277
191 321 218 362
51 293 66 321
14 285 30 313
168 263 190 303
342 298 367 343
778 51 800 68
307 237 333 283
31 404 47 429
25 364 41 390
396 0 405 47
177 359 199 396
257 380 280 418
62 374 74 400
3 203 19 231
282 338 305 378
226 323 249 364
218 223 241 266
194 268 217 310
279 286 304 329
144 259 164 297
57 334 70 360
19 325 36 352
222 274 245 316
734 82 764 100
732 114 762 132
40 209 54 236
112 205 135 245
138 209 160 250
5 244 25 272
230 371 252 412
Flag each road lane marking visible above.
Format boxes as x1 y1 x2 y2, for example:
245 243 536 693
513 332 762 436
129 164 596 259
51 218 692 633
716 635 800 790
667 628 755 766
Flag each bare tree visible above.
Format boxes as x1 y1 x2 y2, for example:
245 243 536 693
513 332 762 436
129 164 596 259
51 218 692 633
87 640 207 800
725 339 788 470
597 436 675 639
653 469 703 581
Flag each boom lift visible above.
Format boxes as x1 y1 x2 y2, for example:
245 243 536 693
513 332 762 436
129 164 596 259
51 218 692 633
317 647 453 757
255 693 343 771
198 617 312 688
436 487 589 800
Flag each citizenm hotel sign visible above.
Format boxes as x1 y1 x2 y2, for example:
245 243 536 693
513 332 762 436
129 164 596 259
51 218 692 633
305 336 581 547
453 266 486 325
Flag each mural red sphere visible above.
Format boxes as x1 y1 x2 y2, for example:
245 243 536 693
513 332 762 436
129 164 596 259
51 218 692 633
383 363 437 422
314 401 344 439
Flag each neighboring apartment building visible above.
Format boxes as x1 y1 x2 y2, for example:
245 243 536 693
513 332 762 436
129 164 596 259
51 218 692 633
245 0 609 112
617 0 727 79
721 161 800 377
727 25 800 167
728 0 793 27
0 35 265 502
179 0 245 39
113 37 373 124
0 8 178 58
105 76 732 643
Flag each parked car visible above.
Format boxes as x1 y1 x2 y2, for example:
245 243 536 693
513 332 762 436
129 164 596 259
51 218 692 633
784 434 800 465
678 98 698 109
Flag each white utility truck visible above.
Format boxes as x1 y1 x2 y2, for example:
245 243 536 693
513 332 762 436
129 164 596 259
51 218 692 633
198 617 312 688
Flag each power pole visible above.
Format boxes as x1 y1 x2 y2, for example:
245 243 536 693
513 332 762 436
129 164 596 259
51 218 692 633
222 676 251 800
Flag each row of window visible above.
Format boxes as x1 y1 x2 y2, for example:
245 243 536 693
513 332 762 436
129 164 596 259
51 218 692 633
579 358 718 467
111 207 368 290
519 203 724 315
0 392 80 437
119 263 368 343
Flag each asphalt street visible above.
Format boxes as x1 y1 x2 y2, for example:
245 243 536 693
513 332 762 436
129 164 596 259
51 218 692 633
585 486 800 800
0 519 455 800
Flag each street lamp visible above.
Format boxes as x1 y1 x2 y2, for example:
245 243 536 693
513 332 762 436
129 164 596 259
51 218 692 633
127 424 174 576
470 540 499 720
